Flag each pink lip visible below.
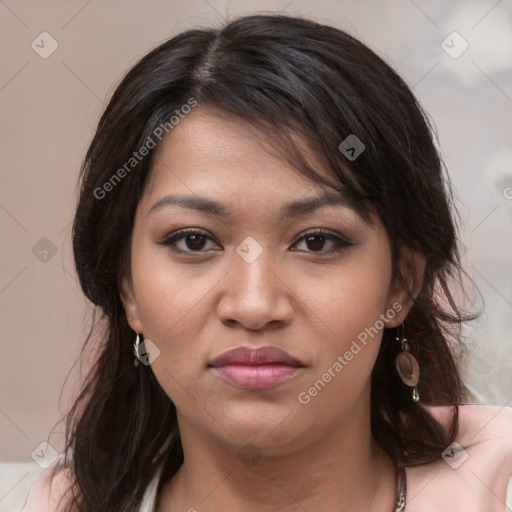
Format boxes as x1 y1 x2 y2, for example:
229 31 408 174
209 346 304 390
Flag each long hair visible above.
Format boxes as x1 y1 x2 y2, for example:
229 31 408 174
52 13 478 511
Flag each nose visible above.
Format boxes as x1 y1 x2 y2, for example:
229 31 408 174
216 241 295 331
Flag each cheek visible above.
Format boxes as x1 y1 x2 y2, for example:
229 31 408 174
131 236 219 338
129 241 225 397
317 255 391 346
299 252 391 400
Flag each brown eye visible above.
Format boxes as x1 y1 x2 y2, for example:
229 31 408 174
303 234 329 251
291 230 354 254
181 233 208 251
159 229 218 253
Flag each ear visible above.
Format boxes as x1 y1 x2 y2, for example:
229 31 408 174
384 246 427 328
119 271 143 334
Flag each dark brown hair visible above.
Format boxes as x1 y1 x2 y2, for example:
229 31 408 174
52 12 477 511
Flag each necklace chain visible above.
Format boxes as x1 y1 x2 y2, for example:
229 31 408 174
393 462 406 511
391 431 406 512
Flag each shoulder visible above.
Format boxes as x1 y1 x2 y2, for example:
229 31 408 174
20 456 73 512
405 404 512 512
21 454 165 512
427 403 512 466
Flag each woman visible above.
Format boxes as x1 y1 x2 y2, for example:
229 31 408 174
21 13 512 512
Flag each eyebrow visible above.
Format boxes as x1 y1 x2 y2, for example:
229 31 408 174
147 191 355 219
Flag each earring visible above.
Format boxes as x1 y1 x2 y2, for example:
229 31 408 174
395 325 420 402
133 333 143 367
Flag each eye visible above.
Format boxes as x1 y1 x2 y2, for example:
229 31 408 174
290 229 355 254
158 228 355 255
158 228 219 253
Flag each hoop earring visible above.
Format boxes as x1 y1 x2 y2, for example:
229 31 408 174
133 333 144 367
395 324 420 402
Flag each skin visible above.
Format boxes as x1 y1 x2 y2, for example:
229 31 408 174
120 107 426 511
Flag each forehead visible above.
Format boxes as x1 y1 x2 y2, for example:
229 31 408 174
142 107 342 207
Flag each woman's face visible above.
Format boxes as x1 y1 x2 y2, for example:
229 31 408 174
120 107 424 455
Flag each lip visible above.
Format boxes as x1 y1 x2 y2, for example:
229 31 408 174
209 346 304 390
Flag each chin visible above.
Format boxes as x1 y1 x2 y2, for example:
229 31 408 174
214 408 308 451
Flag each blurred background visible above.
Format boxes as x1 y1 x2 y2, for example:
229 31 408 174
1 0 511 510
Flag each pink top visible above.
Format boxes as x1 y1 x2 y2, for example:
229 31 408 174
21 404 512 512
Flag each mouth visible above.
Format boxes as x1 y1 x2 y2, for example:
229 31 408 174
208 346 305 391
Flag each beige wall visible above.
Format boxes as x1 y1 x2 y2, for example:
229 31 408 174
1 0 511 465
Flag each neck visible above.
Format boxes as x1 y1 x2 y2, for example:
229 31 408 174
158 396 397 512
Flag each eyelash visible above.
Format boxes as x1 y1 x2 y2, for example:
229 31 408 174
158 228 355 256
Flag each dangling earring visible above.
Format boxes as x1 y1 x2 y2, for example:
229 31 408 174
133 333 143 367
395 324 420 402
